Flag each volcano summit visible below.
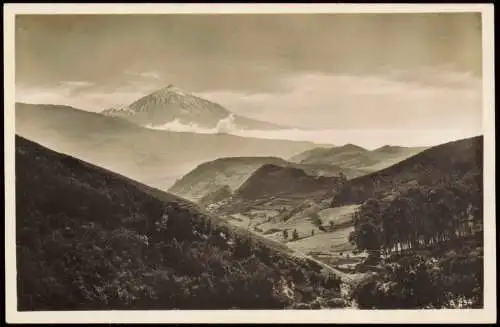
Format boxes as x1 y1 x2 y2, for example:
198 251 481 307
103 84 283 130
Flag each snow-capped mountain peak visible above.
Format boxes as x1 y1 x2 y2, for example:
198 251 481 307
101 83 285 130
102 84 229 127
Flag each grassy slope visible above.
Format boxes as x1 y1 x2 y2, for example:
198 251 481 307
16 136 346 311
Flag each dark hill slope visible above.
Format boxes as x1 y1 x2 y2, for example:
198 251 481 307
15 136 343 311
331 135 483 207
235 164 342 200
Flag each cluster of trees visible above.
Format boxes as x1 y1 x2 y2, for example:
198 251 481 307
348 172 482 257
350 247 483 309
16 138 344 310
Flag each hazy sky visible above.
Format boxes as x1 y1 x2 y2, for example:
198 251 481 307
16 13 483 135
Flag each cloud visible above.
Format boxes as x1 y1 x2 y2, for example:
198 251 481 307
144 113 480 149
139 71 161 80
15 69 170 111
60 80 94 88
15 81 159 112
125 70 162 80
385 65 481 91
15 14 482 95
15 66 483 148
195 67 482 132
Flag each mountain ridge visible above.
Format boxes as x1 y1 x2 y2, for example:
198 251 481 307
289 143 428 172
331 135 483 207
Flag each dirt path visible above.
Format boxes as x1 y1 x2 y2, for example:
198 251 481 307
291 249 356 283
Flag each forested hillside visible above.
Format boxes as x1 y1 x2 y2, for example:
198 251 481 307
16 136 345 311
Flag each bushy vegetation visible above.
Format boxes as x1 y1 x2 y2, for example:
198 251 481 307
350 246 483 309
16 136 343 311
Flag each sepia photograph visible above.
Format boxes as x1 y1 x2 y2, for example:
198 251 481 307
4 3 496 324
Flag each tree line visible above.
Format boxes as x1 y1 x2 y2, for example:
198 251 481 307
348 170 482 257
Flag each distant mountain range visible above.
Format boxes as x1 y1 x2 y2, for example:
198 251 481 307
169 142 426 205
15 102 323 191
15 83 462 207
331 135 483 207
289 143 428 172
102 84 285 130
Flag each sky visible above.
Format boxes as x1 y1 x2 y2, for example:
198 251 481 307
15 13 483 145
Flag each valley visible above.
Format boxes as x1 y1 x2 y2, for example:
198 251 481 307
14 90 484 311
192 135 484 305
